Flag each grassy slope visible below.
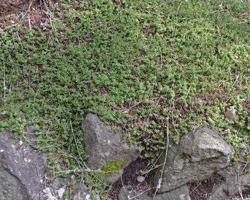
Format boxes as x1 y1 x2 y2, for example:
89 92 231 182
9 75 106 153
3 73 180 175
0 0 250 197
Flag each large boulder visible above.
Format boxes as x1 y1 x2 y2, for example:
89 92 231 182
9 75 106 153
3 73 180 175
154 127 235 193
118 186 152 200
0 127 100 200
81 113 140 183
155 185 191 200
209 147 250 200
0 130 47 200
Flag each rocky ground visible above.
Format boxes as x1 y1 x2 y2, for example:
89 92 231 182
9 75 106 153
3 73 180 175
104 158 250 200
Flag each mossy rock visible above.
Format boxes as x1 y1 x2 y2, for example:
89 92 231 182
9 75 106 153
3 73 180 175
101 159 128 177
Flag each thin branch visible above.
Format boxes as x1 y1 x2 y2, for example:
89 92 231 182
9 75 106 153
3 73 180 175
26 131 54 135
59 151 83 169
69 120 87 169
55 168 102 174
28 14 31 30
3 66 6 103
231 75 239 90
237 172 244 200
225 75 239 103
140 163 163 176
241 160 250 175
21 0 34 20
49 12 54 31
70 120 107 185
42 1 55 31
123 100 144 113
189 181 202 195
118 177 156 199
123 93 167 114
4 23 19 29
130 187 156 199
120 175 128 199
111 111 129 135
153 118 169 199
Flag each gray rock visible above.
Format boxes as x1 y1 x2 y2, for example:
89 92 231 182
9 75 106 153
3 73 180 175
137 176 145 183
155 127 235 193
42 175 100 200
73 192 100 200
49 175 100 200
155 185 191 200
208 183 230 200
0 169 29 200
118 186 152 200
103 168 124 183
209 147 250 200
81 113 140 183
0 130 47 200
0 127 98 200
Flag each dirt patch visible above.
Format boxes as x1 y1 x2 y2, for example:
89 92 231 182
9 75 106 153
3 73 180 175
104 158 156 199
0 0 58 30
0 0 28 16
189 175 221 200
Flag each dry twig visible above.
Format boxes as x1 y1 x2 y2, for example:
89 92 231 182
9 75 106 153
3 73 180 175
22 0 34 20
28 13 31 30
189 181 203 195
225 75 239 103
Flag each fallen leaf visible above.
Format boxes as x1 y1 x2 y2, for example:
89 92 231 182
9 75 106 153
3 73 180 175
215 26 220 34
217 45 221 53
225 107 239 121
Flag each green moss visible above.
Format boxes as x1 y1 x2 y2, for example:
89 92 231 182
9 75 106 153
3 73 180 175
101 159 128 177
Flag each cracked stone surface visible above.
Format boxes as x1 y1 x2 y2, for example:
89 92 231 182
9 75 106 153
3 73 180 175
81 113 140 183
154 127 235 193
0 130 47 200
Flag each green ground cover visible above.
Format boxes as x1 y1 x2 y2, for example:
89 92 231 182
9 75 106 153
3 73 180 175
0 0 250 198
